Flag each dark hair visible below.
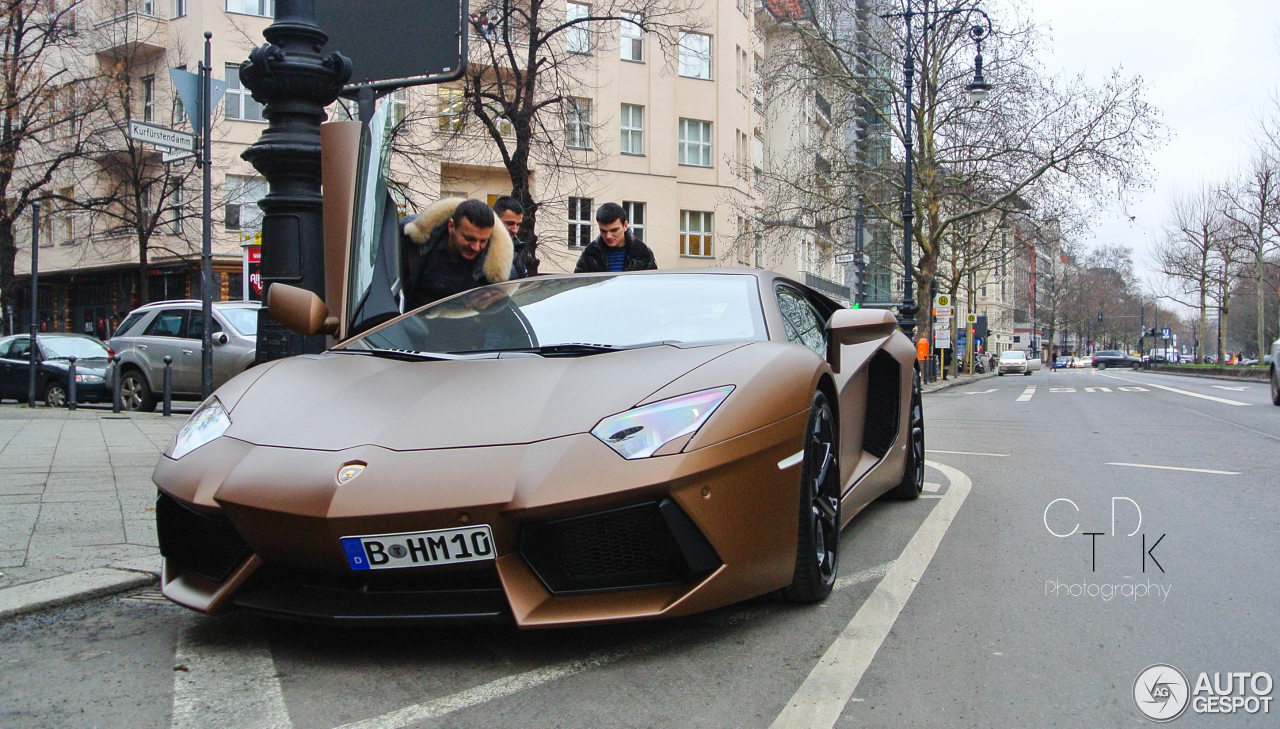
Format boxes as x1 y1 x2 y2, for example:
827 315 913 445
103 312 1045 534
492 196 523 217
595 202 627 225
452 198 495 229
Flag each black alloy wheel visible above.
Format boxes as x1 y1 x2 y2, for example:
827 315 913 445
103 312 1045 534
782 390 841 603
44 381 66 409
889 368 925 500
120 370 156 412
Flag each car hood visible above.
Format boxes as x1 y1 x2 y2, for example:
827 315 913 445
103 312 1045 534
44 357 110 375
221 343 747 451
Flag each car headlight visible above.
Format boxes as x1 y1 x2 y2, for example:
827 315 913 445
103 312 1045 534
592 386 734 459
169 397 231 459
75 374 103 384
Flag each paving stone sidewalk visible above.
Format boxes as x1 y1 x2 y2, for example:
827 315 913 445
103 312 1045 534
0 404 184 592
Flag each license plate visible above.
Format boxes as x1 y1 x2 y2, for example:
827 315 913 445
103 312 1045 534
341 525 495 571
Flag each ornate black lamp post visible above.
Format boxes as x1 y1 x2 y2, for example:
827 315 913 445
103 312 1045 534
881 3 993 336
240 0 352 360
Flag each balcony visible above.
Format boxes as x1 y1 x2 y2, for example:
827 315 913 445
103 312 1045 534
92 5 169 62
802 271 850 302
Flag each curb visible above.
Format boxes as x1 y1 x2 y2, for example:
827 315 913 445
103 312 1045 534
0 567 159 622
1145 369 1269 384
923 372 996 394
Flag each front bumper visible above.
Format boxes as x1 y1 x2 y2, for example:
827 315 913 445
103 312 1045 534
998 364 1027 373
153 414 808 628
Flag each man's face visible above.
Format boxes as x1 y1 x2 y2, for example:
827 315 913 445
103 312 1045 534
599 219 628 248
498 210 523 238
448 217 493 261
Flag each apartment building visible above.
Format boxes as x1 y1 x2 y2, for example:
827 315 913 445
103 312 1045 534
11 0 838 336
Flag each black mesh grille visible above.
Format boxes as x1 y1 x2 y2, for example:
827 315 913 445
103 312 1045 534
156 492 250 582
862 351 901 458
521 501 710 593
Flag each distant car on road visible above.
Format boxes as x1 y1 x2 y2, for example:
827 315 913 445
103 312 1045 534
1073 356 1092 368
1053 356 1073 370
0 334 111 406
997 350 1033 375
108 301 261 412
1091 350 1140 370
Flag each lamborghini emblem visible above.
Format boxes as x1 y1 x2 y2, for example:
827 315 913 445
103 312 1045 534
337 463 365 484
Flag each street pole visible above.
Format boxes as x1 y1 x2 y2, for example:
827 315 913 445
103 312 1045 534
200 33 214 400
854 194 866 306
27 201 39 408
240 0 352 363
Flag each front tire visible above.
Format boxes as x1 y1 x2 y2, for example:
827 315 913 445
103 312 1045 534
44 381 67 408
889 368 925 500
120 370 156 412
1097 362 1108 370
782 391 841 603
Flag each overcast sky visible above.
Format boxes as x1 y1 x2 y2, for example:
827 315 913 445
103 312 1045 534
1028 0 1280 289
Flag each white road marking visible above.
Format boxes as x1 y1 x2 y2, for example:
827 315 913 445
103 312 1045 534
927 449 1009 457
1117 386 1149 392
922 481 941 493
1084 387 1111 393
832 562 894 592
171 618 291 729
1095 373 1250 406
1048 388 1076 393
769 461 973 729
1106 462 1241 475
920 495 944 499
778 451 805 470
1016 386 1036 402
1212 385 1248 391
965 389 998 395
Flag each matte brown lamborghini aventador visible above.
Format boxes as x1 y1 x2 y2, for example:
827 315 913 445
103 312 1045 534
152 101 924 628
153 270 924 627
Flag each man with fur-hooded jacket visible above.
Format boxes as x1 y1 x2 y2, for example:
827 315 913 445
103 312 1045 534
400 198 514 311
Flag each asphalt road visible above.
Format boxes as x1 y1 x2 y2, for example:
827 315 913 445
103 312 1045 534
1 367 1276 728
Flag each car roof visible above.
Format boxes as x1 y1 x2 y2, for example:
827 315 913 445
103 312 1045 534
132 300 261 310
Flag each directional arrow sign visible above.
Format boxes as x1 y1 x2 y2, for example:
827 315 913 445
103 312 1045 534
128 119 195 152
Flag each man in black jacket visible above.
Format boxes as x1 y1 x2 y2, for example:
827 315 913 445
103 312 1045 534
493 196 532 279
400 198 514 311
573 202 657 273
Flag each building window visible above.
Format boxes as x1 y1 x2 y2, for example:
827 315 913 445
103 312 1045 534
753 129 764 187
680 210 712 257
438 87 466 131
565 97 591 149
568 197 593 248
678 33 711 79
620 103 643 155
224 64 264 121
225 175 268 232
981 285 987 297
226 0 274 18
482 101 514 137
173 0 187 17
620 12 643 62
169 182 184 232
678 118 711 167
566 2 590 54
59 187 74 245
735 46 748 93
140 0 156 15
735 129 748 176
391 88 408 126
623 201 645 242
142 75 155 122
752 53 764 110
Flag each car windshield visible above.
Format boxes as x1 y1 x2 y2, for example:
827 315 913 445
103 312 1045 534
41 337 109 360
339 274 768 355
218 307 259 336
1000 351 1025 360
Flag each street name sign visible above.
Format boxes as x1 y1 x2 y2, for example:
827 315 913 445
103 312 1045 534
163 149 195 163
128 120 195 152
834 253 856 265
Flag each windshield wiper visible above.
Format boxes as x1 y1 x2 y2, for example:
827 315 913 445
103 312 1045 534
459 340 680 357
334 348 470 362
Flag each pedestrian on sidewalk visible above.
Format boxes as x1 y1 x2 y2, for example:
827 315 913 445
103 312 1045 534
573 202 657 273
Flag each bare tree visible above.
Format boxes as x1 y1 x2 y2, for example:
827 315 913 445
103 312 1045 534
754 0 1162 329
0 0 104 325
1220 154 1280 358
1155 186 1229 363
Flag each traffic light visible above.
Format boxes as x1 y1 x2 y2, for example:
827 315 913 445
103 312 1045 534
1097 312 1103 323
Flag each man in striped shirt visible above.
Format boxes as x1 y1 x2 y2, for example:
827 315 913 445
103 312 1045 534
573 202 657 274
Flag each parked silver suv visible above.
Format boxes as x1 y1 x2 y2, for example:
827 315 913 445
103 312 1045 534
108 300 260 411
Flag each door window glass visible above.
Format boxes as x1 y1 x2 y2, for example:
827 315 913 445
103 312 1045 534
775 285 826 355
143 310 187 338
113 312 147 339
186 312 223 340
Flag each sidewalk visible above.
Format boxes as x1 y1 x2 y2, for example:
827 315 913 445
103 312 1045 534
0 404 183 618
922 370 995 394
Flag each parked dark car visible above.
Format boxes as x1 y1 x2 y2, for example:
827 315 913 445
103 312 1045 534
1091 350 1140 370
0 334 112 406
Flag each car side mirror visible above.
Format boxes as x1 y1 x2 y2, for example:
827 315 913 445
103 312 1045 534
826 309 898 373
215 332 229 346
268 283 339 337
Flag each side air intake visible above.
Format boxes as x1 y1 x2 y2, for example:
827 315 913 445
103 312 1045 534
861 350 901 458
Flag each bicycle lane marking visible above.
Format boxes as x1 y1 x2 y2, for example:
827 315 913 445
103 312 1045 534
768 460 973 729
1094 373 1249 406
